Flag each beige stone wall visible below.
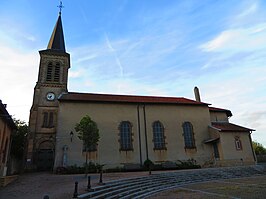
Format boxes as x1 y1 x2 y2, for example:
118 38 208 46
219 132 255 166
210 112 229 122
54 102 213 169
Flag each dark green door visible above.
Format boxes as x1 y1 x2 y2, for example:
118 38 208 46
213 143 220 159
36 149 54 171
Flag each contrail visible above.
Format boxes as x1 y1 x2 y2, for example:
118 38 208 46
105 33 124 78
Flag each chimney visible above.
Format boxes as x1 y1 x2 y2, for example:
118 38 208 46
194 86 201 102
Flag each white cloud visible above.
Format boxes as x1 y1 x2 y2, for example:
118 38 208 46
237 3 258 18
69 70 82 78
200 23 266 53
0 44 38 122
75 54 97 64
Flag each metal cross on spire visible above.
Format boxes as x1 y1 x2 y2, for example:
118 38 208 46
57 1 64 16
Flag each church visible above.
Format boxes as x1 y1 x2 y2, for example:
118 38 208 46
26 11 256 171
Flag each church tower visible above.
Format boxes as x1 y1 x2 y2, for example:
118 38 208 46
27 10 70 171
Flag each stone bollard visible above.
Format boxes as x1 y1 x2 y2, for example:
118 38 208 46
98 169 105 185
99 169 103 184
43 195 49 199
73 181 78 198
87 176 92 191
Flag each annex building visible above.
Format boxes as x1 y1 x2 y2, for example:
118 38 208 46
26 12 256 171
0 100 16 176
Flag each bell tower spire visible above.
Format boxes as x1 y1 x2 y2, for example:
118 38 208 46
47 1 66 52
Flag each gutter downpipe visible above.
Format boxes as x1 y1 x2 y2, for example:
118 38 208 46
137 105 142 166
249 131 257 164
143 105 149 161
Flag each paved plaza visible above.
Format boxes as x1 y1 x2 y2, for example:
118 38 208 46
0 166 265 199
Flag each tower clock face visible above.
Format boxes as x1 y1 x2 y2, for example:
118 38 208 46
46 92 55 101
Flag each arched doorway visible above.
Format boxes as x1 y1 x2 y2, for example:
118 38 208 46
36 140 54 171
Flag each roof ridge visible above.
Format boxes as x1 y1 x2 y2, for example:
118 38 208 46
59 92 209 106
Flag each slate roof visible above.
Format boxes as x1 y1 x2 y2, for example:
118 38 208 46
59 92 209 106
211 122 254 132
209 107 232 117
47 14 66 52
204 137 220 144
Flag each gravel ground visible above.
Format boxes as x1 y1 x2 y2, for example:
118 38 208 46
148 175 266 199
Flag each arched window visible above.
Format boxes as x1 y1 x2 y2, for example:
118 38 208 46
119 121 133 151
182 122 196 148
46 62 61 82
235 136 242 150
42 111 54 128
46 62 53 81
153 121 166 150
54 62 60 82
42 112 48 127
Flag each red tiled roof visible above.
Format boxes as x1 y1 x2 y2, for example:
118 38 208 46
209 107 232 117
58 92 209 106
211 122 255 132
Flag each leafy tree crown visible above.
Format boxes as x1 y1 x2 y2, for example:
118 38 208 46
75 115 100 149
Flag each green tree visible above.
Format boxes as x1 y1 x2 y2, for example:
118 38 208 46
252 141 266 155
75 115 100 175
11 119 28 159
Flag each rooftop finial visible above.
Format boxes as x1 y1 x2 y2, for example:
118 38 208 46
57 1 64 16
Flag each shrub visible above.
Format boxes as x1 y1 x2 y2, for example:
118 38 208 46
67 165 85 174
143 159 154 170
176 158 201 169
56 167 68 174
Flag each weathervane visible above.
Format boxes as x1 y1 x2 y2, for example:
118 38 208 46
57 1 64 16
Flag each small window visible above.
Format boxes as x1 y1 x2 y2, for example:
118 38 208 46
153 121 166 150
119 121 133 151
182 122 196 149
42 111 55 128
235 136 242 150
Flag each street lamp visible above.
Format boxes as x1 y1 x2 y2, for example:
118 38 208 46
70 131 74 142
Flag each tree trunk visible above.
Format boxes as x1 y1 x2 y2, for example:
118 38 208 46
85 148 88 176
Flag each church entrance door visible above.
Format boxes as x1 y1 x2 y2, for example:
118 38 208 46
36 149 54 171
36 140 55 171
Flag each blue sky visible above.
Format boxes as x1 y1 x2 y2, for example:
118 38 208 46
0 0 266 146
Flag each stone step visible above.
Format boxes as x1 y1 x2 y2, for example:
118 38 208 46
97 180 170 199
78 175 172 198
77 165 266 199
116 183 176 199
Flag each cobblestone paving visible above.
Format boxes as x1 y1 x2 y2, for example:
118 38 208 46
0 171 149 199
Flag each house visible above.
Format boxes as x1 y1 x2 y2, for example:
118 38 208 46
0 100 16 176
